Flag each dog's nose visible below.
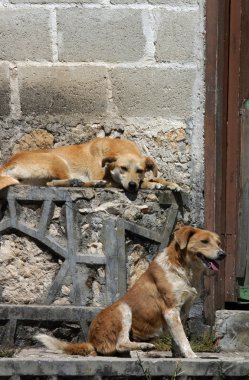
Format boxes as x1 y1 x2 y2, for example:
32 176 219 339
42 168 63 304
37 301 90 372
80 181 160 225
217 250 226 260
128 181 137 192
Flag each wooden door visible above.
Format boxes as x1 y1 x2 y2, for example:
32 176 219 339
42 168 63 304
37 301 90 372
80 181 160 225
204 0 249 321
238 103 249 295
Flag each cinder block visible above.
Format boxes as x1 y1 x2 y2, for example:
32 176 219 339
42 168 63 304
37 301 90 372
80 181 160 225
0 9 52 61
110 0 144 3
11 0 102 2
57 9 145 62
148 0 197 3
18 66 108 116
111 68 196 118
156 11 198 62
0 63 10 116
111 0 196 3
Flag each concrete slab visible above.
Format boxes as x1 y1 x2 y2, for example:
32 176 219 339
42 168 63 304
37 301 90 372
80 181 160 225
215 310 249 352
0 348 249 378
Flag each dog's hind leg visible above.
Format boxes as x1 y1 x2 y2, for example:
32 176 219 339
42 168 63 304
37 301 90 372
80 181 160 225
2 153 72 187
116 303 154 353
117 341 155 352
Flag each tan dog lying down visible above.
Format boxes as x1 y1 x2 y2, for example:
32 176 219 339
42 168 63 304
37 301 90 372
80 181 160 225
36 226 225 358
0 137 180 193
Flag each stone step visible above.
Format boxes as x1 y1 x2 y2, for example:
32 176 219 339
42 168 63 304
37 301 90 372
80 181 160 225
215 309 249 352
1 348 249 379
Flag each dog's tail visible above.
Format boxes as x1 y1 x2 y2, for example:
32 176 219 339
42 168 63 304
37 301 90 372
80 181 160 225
0 175 19 191
35 334 97 356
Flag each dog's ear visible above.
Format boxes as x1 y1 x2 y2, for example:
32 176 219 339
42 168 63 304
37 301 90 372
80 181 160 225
102 156 117 168
145 157 158 177
174 226 196 250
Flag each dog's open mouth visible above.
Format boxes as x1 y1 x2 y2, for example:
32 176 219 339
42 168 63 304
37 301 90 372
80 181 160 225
197 253 219 271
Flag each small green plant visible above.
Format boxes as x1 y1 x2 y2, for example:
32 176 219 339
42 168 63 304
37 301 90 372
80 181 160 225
189 331 216 353
153 334 172 351
171 361 183 380
137 353 184 380
0 346 15 358
136 353 152 380
154 330 216 353
217 362 225 380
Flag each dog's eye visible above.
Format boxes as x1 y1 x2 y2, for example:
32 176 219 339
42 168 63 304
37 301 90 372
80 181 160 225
201 239 209 244
136 169 143 174
121 166 128 171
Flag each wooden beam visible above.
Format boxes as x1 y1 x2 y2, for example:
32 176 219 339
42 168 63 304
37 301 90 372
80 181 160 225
225 0 242 302
204 0 230 322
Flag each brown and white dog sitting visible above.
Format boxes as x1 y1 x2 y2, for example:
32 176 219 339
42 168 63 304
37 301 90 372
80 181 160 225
36 226 225 358
0 137 180 193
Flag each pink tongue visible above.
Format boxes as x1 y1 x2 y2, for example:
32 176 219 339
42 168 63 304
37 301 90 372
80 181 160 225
209 260 219 271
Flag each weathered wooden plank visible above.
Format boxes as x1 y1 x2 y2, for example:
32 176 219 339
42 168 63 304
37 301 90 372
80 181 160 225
9 222 68 259
238 108 249 284
0 219 11 232
8 199 17 225
159 204 178 250
38 200 55 235
203 0 230 322
42 260 70 305
65 201 83 305
116 219 127 297
4 186 71 202
75 255 106 265
158 191 178 206
103 219 119 304
123 220 161 242
2 319 17 345
0 305 102 321
78 319 89 341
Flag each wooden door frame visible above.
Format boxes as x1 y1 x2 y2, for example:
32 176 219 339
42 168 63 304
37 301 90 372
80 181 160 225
204 0 242 322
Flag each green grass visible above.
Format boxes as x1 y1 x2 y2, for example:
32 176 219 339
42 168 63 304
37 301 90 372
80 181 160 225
154 331 216 353
0 346 15 358
153 334 172 351
189 331 216 352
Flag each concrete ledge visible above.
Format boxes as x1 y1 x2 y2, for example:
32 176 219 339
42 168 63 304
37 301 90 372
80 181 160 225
1 350 249 378
215 310 249 352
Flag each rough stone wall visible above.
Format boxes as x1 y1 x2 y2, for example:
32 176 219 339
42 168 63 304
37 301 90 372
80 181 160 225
0 0 206 226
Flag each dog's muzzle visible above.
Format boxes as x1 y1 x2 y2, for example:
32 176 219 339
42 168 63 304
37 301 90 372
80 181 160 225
217 250 226 260
197 250 226 271
128 181 137 192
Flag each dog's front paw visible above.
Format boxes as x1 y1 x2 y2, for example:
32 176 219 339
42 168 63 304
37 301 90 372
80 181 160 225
140 343 155 351
141 181 166 190
147 183 166 190
166 182 182 192
153 183 166 190
93 180 107 188
185 351 198 358
70 179 85 187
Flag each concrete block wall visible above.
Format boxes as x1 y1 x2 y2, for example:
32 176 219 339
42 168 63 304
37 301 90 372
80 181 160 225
0 0 205 225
